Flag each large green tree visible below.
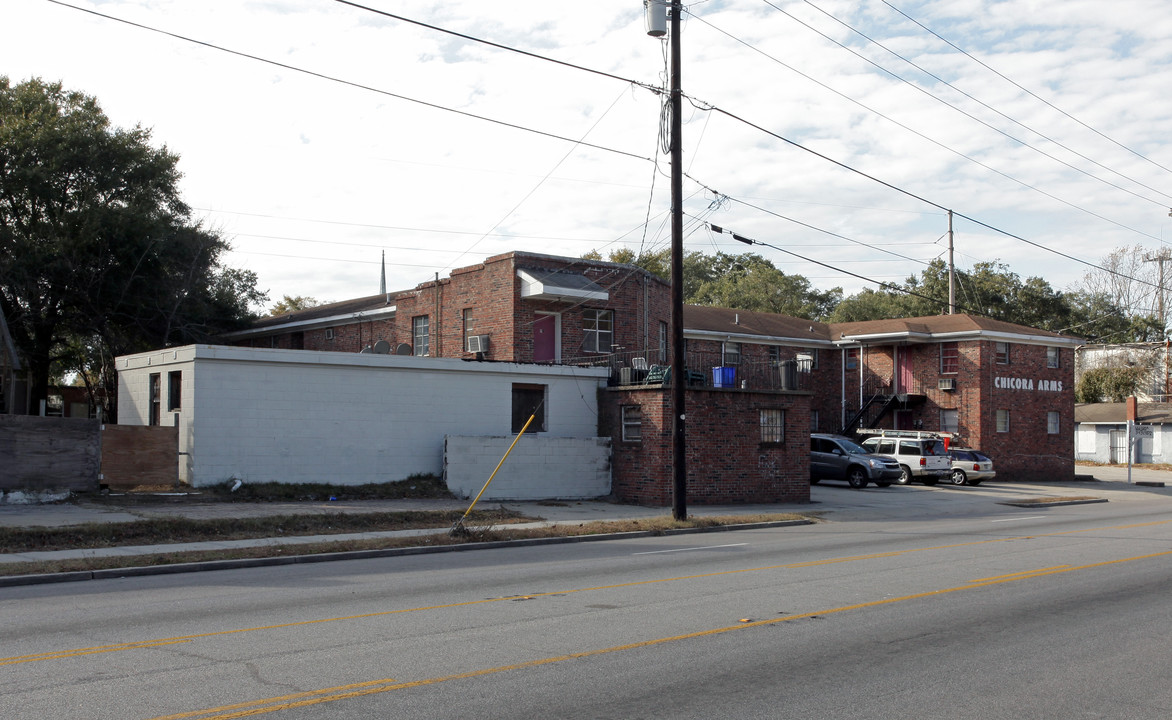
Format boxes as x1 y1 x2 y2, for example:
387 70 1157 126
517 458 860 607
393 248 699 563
0 77 265 417
583 247 841 320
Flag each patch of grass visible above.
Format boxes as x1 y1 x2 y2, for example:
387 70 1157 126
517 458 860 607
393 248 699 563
0 509 526 553
201 474 453 502
0 513 813 579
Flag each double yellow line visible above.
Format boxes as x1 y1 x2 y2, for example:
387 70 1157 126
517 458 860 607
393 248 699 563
154 548 1172 719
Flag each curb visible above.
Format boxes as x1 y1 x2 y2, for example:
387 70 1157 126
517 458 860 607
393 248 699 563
998 498 1109 508
0 519 812 589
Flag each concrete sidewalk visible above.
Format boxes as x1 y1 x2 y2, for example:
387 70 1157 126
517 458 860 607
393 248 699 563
2 464 1169 585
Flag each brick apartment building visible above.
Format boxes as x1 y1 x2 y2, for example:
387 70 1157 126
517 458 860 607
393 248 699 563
220 251 1080 501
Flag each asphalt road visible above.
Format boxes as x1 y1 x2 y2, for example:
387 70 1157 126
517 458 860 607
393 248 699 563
4 483 1172 719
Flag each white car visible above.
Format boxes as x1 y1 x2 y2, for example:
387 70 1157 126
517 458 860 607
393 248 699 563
948 448 996 486
860 435 951 486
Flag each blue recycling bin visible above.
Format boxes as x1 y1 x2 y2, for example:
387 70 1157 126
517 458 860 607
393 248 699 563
712 366 736 388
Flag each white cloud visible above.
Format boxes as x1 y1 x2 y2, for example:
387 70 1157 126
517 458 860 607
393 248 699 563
5 0 1172 314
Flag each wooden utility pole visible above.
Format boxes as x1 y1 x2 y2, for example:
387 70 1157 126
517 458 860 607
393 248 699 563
1143 249 1172 336
947 210 955 314
669 0 687 520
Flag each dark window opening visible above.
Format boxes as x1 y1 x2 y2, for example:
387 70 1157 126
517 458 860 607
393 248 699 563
512 383 546 433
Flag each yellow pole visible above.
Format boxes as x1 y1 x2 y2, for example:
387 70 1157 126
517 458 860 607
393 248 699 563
458 412 536 523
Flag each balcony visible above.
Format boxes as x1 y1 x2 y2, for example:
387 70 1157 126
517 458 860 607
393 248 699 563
561 348 814 392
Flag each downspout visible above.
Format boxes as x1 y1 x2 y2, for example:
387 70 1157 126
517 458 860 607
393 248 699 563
435 272 441 357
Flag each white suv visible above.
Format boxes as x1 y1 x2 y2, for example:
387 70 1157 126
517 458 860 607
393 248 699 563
860 433 951 486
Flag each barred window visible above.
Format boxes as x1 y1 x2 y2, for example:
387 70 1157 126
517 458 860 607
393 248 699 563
760 409 784 444
621 405 642 442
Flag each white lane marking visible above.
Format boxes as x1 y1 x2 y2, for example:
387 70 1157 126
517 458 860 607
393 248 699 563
634 543 748 555
991 516 1046 522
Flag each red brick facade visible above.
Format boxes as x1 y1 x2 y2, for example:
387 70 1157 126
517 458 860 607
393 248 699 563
226 252 1080 497
603 386 811 505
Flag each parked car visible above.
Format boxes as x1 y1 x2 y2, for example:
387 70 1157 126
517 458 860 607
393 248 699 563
859 432 951 485
810 433 904 489
948 448 995 486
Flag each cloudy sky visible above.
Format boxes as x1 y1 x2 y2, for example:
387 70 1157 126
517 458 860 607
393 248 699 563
7 0 1172 316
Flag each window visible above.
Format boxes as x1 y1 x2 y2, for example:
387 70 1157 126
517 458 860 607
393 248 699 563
167 371 182 411
996 409 1010 433
463 308 475 349
511 384 546 433
846 348 859 370
412 315 430 356
995 342 1010 364
769 345 780 364
658 321 668 363
148 373 161 426
940 342 959 374
940 408 958 434
810 409 820 432
1046 347 1060 369
324 328 335 341
290 331 304 350
582 309 613 353
722 341 741 366
621 405 642 442
798 349 818 371
1047 411 1060 434
760 409 784 444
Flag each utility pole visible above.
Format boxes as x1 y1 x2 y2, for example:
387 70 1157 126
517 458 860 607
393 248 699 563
667 1 687 520
1143 248 1172 337
645 0 686 519
947 210 955 314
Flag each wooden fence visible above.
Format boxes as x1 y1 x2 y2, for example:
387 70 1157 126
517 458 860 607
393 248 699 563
0 417 177 493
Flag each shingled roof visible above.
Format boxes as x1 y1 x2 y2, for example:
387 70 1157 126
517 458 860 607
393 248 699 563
684 305 832 345
830 313 1082 346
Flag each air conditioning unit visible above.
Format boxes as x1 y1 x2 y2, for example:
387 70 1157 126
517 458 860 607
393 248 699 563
938 378 957 391
466 334 490 353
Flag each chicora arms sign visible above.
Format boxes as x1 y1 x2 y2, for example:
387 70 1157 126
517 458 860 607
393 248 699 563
994 376 1064 392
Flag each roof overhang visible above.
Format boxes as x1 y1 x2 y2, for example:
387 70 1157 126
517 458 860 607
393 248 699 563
835 328 1083 348
685 329 835 348
518 269 608 303
221 305 398 340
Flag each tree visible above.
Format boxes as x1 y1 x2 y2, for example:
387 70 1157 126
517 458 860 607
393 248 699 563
1071 245 1167 341
269 295 322 316
0 77 265 417
583 248 841 320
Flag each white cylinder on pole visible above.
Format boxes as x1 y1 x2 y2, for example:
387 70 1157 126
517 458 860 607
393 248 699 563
644 0 667 37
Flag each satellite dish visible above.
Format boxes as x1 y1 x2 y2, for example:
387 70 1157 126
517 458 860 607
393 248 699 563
394 343 413 356
359 345 373 353
372 340 391 354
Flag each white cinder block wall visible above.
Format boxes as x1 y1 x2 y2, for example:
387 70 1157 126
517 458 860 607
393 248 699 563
117 345 610 490
444 436 611 500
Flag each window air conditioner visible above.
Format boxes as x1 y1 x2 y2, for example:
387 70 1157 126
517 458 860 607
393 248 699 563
938 378 957 391
466 334 490 353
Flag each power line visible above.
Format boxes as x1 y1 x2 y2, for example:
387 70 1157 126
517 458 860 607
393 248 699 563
685 12 1166 243
881 0 1172 179
782 0 1172 208
44 0 655 166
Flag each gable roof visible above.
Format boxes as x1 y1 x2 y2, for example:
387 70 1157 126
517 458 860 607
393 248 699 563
222 293 398 340
684 305 832 346
830 313 1083 347
1076 402 1172 425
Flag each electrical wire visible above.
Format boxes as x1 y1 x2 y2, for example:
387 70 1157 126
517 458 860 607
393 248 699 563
780 0 1172 207
881 0 1172 179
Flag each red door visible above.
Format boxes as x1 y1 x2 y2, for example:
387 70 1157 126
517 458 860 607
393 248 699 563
533 315 556 363
896 348 913 394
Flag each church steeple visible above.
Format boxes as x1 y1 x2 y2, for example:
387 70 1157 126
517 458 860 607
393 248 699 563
380 250 386 295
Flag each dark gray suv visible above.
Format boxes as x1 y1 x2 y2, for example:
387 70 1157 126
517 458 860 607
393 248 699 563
810 433 903 489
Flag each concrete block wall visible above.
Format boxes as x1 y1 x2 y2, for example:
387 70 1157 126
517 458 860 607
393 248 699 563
443 435 611 500
117 345 608 487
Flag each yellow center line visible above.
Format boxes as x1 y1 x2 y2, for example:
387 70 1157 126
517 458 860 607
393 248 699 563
155 548 1172 720
6 516 1172 668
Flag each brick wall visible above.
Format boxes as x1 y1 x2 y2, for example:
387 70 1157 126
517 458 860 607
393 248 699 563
603 386 811 506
